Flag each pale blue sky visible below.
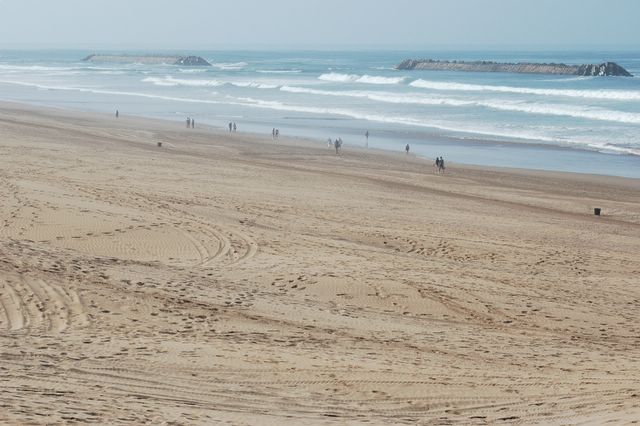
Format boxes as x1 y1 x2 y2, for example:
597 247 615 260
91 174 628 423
0 0 638 50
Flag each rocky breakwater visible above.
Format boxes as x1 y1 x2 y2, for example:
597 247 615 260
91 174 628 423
396 59 633 76
82 54 211 66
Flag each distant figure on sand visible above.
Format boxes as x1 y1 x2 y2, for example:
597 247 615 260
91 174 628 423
405 144 410 154
275 128 279 139
229 122 233 133
233 122 237 132
272 128 276 140
115 110 119 118
365 130 369 147
435 156 445 174
328 137 332 147
187 117 191 128
191 118 195 129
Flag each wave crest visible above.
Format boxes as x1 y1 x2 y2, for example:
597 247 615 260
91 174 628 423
409 79 640 101
318 73 405 85
211 62 248 70
281 85 640 124
143 76 223 87
142 76 277 89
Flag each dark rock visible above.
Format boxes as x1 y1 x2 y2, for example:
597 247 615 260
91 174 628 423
174 56 211 66
576 62 632 77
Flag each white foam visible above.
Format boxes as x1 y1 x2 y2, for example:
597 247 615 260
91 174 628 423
479 100 640 124
211 62 248 70
143 76 224 87
0 79 228 105
541 76 594 83
231 96 557 141
0 64 77 72
318 73 405 85
281 85 467 106
2 78 637 156
357 75 406 85
232 96 640 155
281 85 640 124
230 81 279 89
318 72 359 83
256 69 303 74
143 76 277 89
178 68 208 73
409 79 640 101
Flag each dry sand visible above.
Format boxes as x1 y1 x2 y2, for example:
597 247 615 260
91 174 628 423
1 103 639 425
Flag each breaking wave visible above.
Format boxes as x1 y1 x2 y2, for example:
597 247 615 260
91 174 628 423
409 79 640 101
229 96 640 155
211 62 248 70
318 73 405 85
143 76 224 87
142 76 277 89
2 77 638 156
280 85 640 124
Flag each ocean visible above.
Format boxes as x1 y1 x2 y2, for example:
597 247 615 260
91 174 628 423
1 49 639 178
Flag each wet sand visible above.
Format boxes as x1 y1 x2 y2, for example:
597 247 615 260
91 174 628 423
1 103 640 425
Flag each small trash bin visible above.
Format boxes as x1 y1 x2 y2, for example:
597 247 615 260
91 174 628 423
594 208 601 216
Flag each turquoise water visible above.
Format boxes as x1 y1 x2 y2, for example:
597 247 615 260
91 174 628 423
1 49 639 178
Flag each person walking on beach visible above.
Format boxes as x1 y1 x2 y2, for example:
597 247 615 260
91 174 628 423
191 118 195 129
405 144 410 154
233 122 237 132
275 129 279 139
229 122 233 133
334 139 340 155
434 157 441 173
365 130 369 148
272 128 276 140
328 137 333 147
439 156 445 173
115 110 119 118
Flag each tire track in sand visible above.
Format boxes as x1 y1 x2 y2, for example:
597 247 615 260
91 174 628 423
0 273 89 333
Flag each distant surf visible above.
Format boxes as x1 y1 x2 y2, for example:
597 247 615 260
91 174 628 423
409 79 640 101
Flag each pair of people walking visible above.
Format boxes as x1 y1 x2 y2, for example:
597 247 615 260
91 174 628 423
332 137 343 154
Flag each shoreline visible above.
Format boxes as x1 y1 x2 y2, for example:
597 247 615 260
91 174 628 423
1 100 639 208
1 100 640 424
3 98 640 181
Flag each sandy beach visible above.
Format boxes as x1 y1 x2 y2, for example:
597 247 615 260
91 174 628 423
1 102 640 425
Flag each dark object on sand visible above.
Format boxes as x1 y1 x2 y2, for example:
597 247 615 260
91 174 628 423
396 59 633 76
157 142 162 147
594 208 601 216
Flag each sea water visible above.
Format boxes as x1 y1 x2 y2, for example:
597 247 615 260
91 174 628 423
1 49 639 178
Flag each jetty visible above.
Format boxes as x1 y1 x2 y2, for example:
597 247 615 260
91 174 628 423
82 54 211 66
396 59 633 76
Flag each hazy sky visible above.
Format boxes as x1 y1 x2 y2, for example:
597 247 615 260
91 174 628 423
0 0 638 50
